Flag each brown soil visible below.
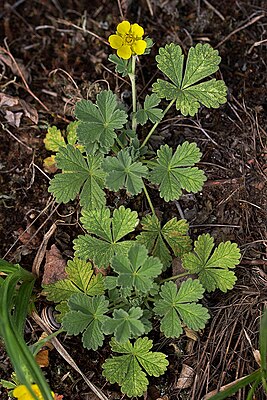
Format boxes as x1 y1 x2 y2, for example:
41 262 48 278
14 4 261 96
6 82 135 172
0 1 266 399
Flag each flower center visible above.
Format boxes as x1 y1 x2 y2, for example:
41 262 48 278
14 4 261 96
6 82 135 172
125 34 134 45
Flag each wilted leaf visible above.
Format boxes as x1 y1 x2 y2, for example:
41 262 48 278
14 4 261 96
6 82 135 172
42 245 67 285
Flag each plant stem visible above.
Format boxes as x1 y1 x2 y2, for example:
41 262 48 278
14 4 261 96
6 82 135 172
115 135 124 149
140 98 176 149
160 272 189 283
146 296 156 303
143 184 155 215
128 56 137 131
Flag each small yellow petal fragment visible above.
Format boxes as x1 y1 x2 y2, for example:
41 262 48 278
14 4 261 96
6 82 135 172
131 23 144 38
117 45 132 59
108 34 123 49
116 21 131 35
13 384 55 400
132 40 147 55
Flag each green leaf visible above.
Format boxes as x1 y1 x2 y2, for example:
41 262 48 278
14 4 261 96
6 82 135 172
136 94 163 125
48 145 106 209
175 79 227 116
182 43 222 88
108 54 131 77
55 301 69 323
143 37 154 55
102 337 168 397
152 43 227 116
74 206 138 268
112 243 163 294
43 126 65 152
154 280 209 337
66 121 79 145
62 293 109 350
103 149 148 195
42 257 105 302
154 43 184 87
182 234 241 292
149 142 206 202
162 218 192 256
103 307 145 343
43 279 80 303
137 215 191 268
0 380 17 389
75 90 128 152
105 276 118 290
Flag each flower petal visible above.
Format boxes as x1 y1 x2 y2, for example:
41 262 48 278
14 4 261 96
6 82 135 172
132 40 147 55
13 384 54 400
13 385 28 397
116 21 131 35
108 34 123 49
117 45 132 59
131 23 144 38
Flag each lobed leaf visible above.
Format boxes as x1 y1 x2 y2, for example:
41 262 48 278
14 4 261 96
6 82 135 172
102 337 168 397
137 214 191 268
136 94 163 125
48 145 106 209
149 142 206 202
103 149 148 195
152 43 227 116
75 90 128 153
73 206 138 268
156 43 184 87
182 43 221 88
182 234 241 292
66 121 79 145
108 54 132 77
42 257 105 303
43 126 65 152
103 307 145 343
154 280 209 338
62 293 109 350
111 244 164 294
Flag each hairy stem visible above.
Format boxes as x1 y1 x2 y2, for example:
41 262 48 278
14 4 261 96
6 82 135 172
143 184 155 215
140 99 176 149
128 56 137 131
160 272 189 283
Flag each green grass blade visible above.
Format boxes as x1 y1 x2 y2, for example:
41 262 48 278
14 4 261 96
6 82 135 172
13 279 36 336
260 308 267 376
206 370 261 400
246 374 262 400
0 272 54 400
0 259 20 274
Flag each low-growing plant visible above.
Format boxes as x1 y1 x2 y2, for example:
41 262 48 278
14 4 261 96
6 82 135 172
2 20 244 398
39 20 243 397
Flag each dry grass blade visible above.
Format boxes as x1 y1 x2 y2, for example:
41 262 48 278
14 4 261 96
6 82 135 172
32 223 57 277
189 266 267 400
32 311 109 400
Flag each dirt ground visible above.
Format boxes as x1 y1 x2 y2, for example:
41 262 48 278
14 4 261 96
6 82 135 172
0 1 266 399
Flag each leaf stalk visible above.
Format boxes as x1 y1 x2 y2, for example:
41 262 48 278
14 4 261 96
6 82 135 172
160 271 189 283
143 184 155 215
129 56 137 131
140 99 176 149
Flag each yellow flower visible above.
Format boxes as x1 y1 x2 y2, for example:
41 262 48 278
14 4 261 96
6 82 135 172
108 21 147 59
13 384 55 400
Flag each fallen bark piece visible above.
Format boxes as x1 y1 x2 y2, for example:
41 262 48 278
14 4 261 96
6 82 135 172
176 364 194 389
